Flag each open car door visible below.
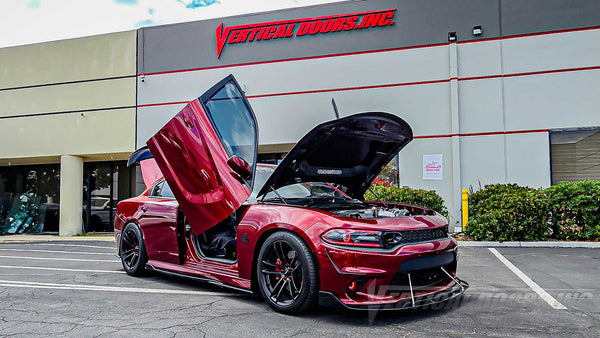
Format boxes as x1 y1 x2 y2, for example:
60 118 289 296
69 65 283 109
147 75 258 235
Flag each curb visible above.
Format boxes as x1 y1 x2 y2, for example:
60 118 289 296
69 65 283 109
458 241 600 248
0 234 115 244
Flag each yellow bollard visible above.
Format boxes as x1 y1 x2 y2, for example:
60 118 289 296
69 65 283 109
461 189 469 228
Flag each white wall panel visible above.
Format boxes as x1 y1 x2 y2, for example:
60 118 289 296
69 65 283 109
459 135 506 188
505 132 551 188
504 69 600 130
137 45 450 106
137 82 452 148
136 104 187 149
502 29 600 75
0 78 136 117
399 138 456 224
457 40 502 78
0 31 136 89
458 78 504 133
0 108 136 159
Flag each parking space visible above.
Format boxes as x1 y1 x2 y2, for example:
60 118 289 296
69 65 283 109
0 240 598 337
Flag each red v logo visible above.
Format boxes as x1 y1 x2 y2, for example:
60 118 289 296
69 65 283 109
215 23 231 58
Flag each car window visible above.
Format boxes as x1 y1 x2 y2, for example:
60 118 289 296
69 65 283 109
204 81 257 187
150 181 164 197
160 181 175 198
248 166 350 201
264 182 347 200
249 166 274 200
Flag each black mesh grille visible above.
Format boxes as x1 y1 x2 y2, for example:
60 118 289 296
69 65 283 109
383 227 448 247
390 266 451 288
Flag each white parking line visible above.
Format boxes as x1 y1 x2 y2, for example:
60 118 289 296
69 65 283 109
0 265 123 274
0 279 231 296
0 255 117 263
488 248 567 310
12 243 115 250
0 248 115 256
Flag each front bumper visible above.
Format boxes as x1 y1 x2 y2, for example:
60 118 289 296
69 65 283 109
319 278 469 310
315 236 467 309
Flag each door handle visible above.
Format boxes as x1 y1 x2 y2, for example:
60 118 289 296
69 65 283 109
141 206 148 212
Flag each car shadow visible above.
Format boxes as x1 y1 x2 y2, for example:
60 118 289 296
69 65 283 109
141 270 474 325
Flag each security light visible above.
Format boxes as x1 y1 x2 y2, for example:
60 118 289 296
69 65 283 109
448 32 457 42
473 25 482 36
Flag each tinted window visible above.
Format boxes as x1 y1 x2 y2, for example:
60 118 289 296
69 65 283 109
150 181 164 197
248 166 350 201
264 182 347 200
204 81 257 187
160 181 175 198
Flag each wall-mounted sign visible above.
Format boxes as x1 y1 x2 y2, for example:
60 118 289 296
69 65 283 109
215 8 396 58
423 154 443 180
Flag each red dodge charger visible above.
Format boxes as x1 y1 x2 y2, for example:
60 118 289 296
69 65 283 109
114 75 467 314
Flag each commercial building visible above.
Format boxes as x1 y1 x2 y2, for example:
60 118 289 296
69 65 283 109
1 0 599 235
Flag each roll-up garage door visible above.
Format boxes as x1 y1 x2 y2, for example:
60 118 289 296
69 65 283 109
550 129 600 184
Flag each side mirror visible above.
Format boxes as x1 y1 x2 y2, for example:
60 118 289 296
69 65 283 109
227 156 252 180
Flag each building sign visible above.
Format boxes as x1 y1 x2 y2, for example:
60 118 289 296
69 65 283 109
215 8 396 58
423 154 443 180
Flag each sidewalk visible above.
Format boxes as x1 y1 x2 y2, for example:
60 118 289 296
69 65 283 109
458 240 600 248
0 234 115 244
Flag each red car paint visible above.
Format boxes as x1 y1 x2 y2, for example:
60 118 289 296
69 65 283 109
114 74 467 311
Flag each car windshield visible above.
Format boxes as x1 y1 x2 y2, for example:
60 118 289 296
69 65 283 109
248 165 350 202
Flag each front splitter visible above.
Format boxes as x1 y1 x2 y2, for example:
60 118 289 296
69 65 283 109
318 279 469 311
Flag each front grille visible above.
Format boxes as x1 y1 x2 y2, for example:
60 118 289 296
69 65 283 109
383 227 448 247
390 266 451 289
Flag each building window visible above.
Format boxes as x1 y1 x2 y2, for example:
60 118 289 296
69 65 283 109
0 164 60 234
550 128 600 184
83 161 133 233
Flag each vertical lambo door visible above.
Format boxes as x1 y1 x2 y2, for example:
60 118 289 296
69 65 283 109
146 74 258 238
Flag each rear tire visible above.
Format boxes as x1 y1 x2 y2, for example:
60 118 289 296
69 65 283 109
119 223 148 276
257 231 318 314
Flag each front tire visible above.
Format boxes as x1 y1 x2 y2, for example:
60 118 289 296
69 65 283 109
257 231 318 314
119 223 148 276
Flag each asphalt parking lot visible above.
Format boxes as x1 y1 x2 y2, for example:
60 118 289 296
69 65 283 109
0 240 598 337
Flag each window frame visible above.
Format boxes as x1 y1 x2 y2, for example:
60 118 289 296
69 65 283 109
198 75 259 190
147 179 176 200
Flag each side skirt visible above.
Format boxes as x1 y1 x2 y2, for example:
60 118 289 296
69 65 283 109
146 263 254 294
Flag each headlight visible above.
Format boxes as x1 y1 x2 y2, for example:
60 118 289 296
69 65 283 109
321 229 382 248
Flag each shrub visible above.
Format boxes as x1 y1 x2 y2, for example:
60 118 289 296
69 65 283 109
364 185 448 218
465 184 549 241
545 180 600 240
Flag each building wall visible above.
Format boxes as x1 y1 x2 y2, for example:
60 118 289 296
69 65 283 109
0 31 137 164
0 0 598 232
135 0 600 226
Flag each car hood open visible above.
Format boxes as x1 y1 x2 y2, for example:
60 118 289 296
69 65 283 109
257 112 413 199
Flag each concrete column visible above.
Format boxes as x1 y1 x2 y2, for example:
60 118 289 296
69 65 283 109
59 155 83 236
449 42 463 232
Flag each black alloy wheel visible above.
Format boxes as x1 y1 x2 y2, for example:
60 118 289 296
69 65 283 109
120 223 148 276
257 232 318 314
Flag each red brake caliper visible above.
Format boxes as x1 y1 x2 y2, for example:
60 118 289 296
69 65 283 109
275 259 282 280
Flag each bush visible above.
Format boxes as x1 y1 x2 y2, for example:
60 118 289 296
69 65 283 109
364 185 448 218
545 180 600 240
465 184 549 241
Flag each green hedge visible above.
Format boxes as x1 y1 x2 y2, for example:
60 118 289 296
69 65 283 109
464 184 549 241
364 185 448 218
465 181 600 241
545 180 600 240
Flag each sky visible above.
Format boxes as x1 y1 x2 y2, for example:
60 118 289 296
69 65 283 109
0 0 344 48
